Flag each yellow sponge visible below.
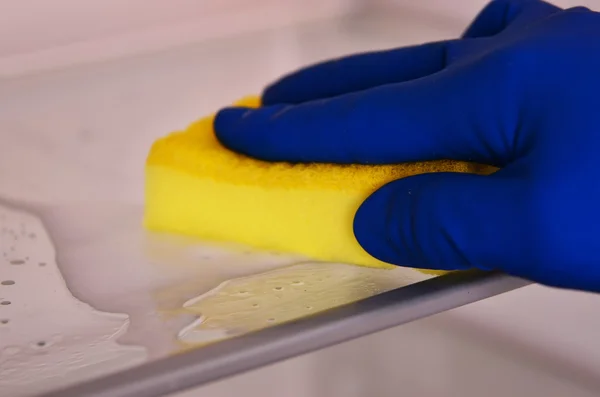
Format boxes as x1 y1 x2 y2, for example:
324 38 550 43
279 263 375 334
145 96 492 273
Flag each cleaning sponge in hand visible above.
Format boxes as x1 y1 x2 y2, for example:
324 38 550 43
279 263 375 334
144 96 491 272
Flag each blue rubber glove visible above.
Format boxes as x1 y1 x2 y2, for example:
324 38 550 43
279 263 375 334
214 0 600 292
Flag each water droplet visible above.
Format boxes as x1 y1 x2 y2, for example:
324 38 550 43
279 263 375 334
1 301 11 305
252 303 259 308
267 318 275 323
0 319 9 324
273 286 283 291
306 306 313 310
39 262 46 267
9 259 24 265
36 341 47 347
291 281 304 286
1 280 15 286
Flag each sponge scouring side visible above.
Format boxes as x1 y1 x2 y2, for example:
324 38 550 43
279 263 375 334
144 96 492 273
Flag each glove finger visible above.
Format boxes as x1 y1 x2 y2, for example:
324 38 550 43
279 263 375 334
462 0 562 38
353 172 532 275
263 1 562 106
215 60 516 167
262 40 459 106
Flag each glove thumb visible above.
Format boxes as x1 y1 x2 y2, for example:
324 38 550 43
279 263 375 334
353 172 531 274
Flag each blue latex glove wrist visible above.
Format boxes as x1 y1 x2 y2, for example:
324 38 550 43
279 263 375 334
214 0 600 293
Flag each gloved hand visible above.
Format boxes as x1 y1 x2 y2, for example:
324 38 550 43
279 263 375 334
214 0 600 293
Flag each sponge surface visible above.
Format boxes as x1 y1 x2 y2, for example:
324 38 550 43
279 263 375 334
145 96 492 273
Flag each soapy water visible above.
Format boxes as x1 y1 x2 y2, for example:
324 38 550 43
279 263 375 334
0 199 431 395
0 201 147 397
177 261 431 346
16 202 320 359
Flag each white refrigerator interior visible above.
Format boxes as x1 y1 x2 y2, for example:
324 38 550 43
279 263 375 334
0 1 599 396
